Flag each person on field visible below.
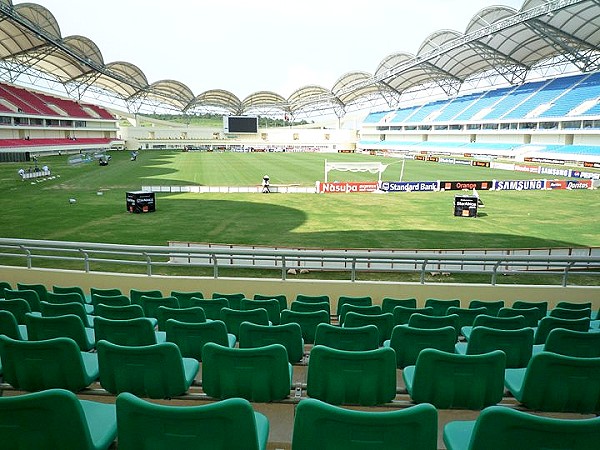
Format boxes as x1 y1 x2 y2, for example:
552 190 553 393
262 175 270 193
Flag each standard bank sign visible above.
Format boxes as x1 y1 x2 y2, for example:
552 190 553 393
379 181 439 192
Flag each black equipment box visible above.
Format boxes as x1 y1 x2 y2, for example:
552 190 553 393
126 191 155 213
454 195 478 217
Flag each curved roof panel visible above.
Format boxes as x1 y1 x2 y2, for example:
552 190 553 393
89 61 149 99
242 91 287 111
146 79 195 110
287 84 341 114
189 89 242 114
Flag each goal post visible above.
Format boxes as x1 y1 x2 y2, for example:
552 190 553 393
324 160 389 182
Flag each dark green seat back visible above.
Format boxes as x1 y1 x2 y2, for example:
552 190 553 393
512 300 548 320
291 300 330 315
220 307 269 338
447 306 487 330
543 328 600 357
46 292 86 306
165 319 234 360
507 352 600 413
94 317 158 346
40 301 92 327
90 287 122 297
170 290 203 308
239 321 304 363
556 301 592 310
387 325 457 369
336 295 372 316
343 311 394 345
443 405 600 450
339 304 381 325
25 313 93 351
94 303 145 320
464 326 533 368
381 297 417 314
471 313 527 330
192 297 229 320
0 388 117 450
307 345 397 406
0 281 12 298
392 306 434 325
0 335 96 392
549 306 592 319
0 298 32 324
293 399 438 450
52 285 86 302
533 316 590 345
17 283 48 303
140 295 179 319
498 307 540 327
212 292 245 310
280 309 329 344
254 293 287 311
295 294 329 304
4 288 41 312
0 310 24 340
404 348 506 409
314 323 379 351
91 294 130 310
424 298 460 316
202 343 291 402
97 340 198 398
116 393 268 450
241 298 281 325
157 306 205 331
468 300 505 316
129 289 162 306
408 313 460 339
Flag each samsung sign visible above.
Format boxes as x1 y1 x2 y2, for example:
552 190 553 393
379 181 439 192
494 180 545 191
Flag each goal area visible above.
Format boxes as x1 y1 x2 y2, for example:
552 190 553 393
324 160 388 182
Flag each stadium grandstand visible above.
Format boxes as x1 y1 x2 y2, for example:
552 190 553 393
1 1 600 449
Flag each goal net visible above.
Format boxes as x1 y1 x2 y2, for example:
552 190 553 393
324 160 388 182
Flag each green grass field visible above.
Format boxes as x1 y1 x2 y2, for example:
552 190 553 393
1 150 599 250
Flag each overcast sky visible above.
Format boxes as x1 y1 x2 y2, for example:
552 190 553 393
27 0 525 99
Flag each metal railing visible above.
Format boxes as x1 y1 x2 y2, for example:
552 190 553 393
0 238 599 286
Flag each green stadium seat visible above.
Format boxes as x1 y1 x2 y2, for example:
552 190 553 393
0 280 11 298
139 295 180 319
192 297 229 320
212 292 245 310
314 323 379 351
93 303 156 327
219 307 269 338
461 314 527 340
555 300 592 310
25 313 95 351
447 306 487 332
239 321 304 363
292 398 438 450
504 351 600 413
0 388 117 450
468 299 504 316
384 325 457 369
408 313 461 340
97 340 199 398
295 294 330 304
254 293 288 311
339 303 381 325
90 287 123 298
280 309 329 344
392 306 434 325
0 298 38 324
170 290 203 308
497 306 540 327
532 316 590 345
455 326 533 368
130 288 162 306
403 348 506 409
381 296 417 313
0 335 98 392
336 295 372 316
91 293 130 310
512 300 548 321
52 285 87 303
548 306 592 319
116 393 268 450
291 300 330 315
46 292 93 314
202 342 292 402
241 297 281 325
307 345 396 406
156 305 206 331
424 298 460 316
4 288 41 312
94 317 165 346
0 309 27 340
17 282 49 303
443 405 600 450
533 328 600 357
343 311 394 345
40 300 94 327
165 319 236 360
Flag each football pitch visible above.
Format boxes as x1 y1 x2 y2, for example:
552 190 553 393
1 150 599 251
